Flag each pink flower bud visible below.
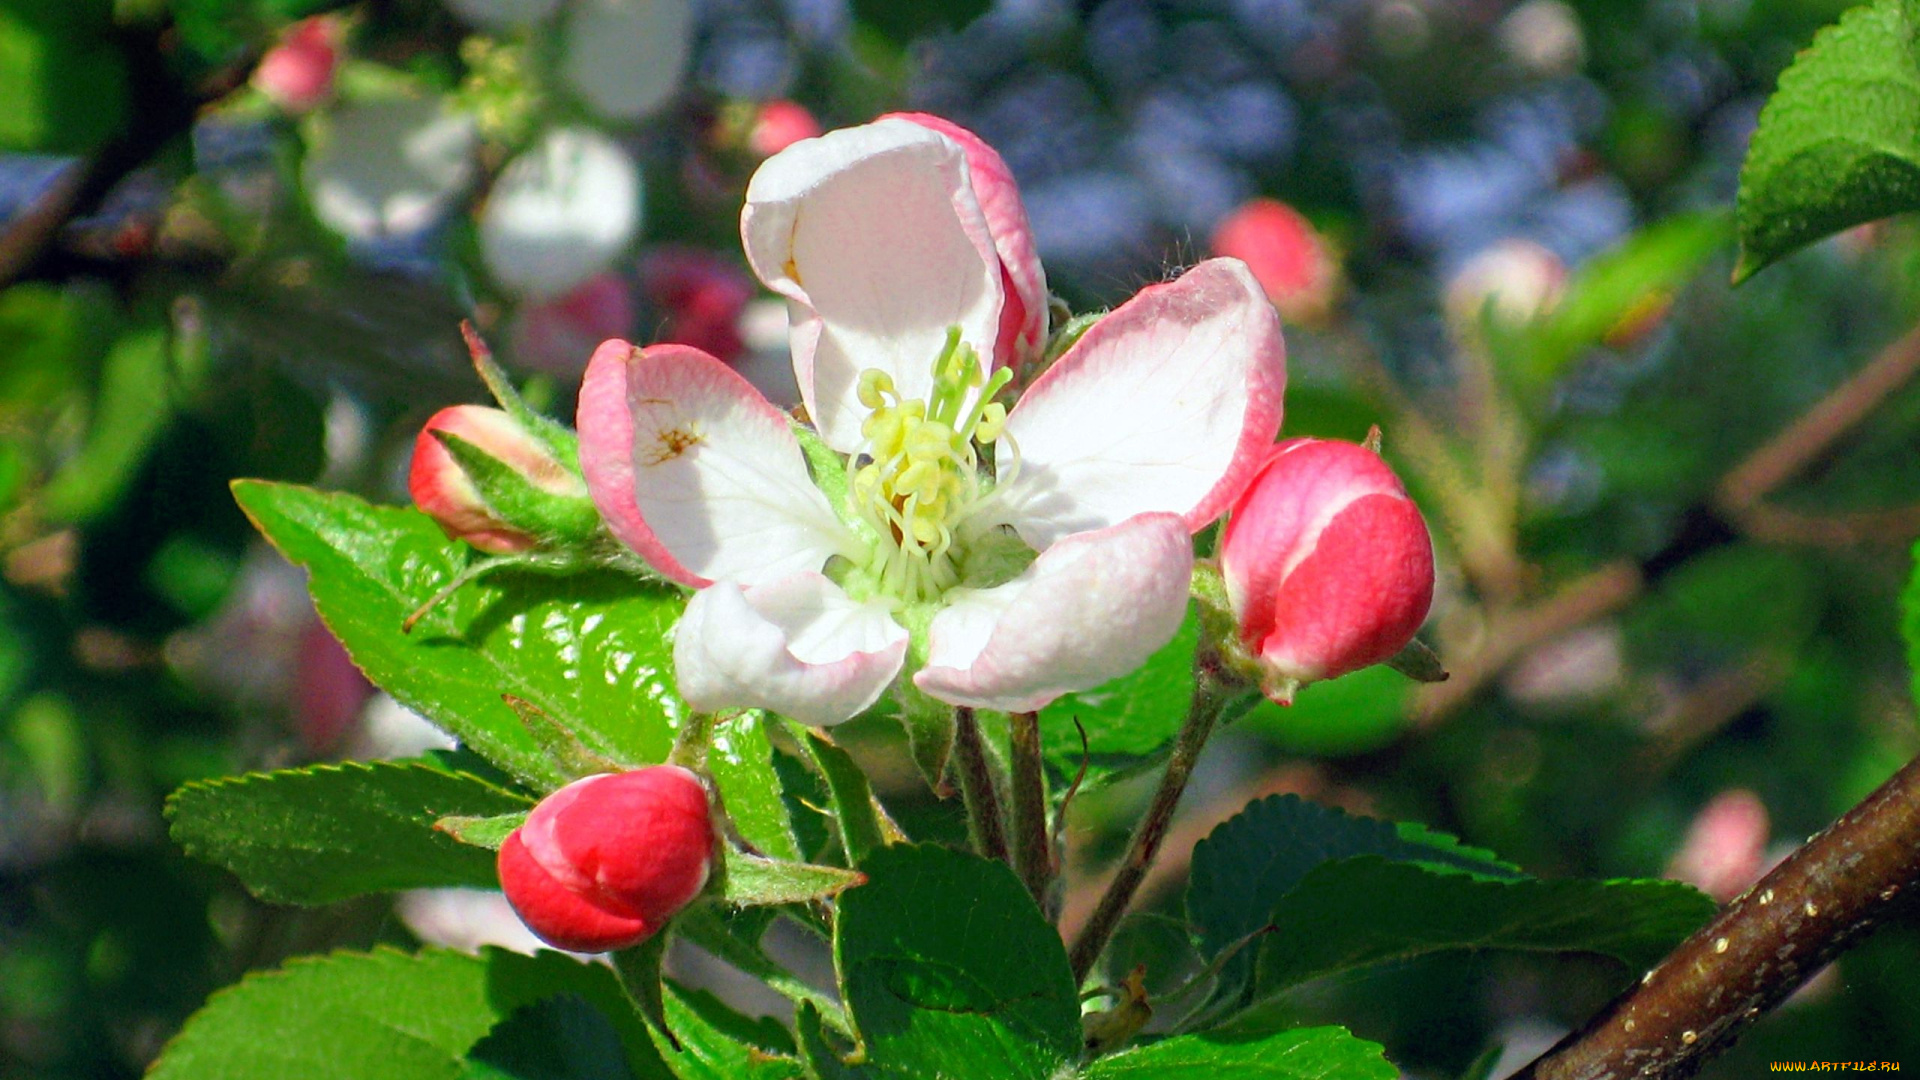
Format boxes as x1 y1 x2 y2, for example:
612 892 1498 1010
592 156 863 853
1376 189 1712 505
1444 238 1566 334
407 405 586 554
498 767 715 952
511 272 635 377
638 247 754 364
1667 789 1770 903
748 99 823 158
254 17 341 113
1220 439 1435 698
1209 198 1342 329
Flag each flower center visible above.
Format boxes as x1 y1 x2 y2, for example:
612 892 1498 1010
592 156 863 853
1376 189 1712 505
849 327 1014 603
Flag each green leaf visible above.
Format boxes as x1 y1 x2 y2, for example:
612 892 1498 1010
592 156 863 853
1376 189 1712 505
1501 212 1728 395
42 327 174 523
1187 795 1522 1005
436 811 528 852
849 0 990 47
1734 0 1920 281
836 844 1079 1080
1039 607 1199 788
709 711 800 861
0 5 129 154
462 996 638 1080
148 947 672 1080
231 481 685 790
166 761 531 905
1250 858 1715 994
653 981 799 1080
722 849 865 907
1080 1026 1397 1080
799 725 894 866
676 907 850 1034
796 1002 875 1080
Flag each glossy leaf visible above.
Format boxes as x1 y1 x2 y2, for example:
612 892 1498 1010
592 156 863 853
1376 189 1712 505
836 844 1080 1080
148 947 672 1080
1038 607 1199 789
232 481 684 790
652 981 798 1079
708 710 801 861
1734 0 1920 281
1080 1026 1397 1080
798 724 896 866
167 761 530 904
462 995 638 1080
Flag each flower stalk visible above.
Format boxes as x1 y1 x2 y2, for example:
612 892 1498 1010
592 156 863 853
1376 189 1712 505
1008 710 1051 904
951 707 1010 863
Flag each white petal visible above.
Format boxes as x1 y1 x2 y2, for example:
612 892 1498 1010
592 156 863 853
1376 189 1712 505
742 119 1003 452
914 513 1192 712
480 127 642 300
675 575 909 726
989 259 1286 550
304 96 476 242
560 0 691 122
576 340 857 588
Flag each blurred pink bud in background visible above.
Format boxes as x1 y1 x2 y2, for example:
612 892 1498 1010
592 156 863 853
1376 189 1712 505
294 620 372 753
254 17 341 112
1209 198 1342 328
510 272 635 377
637 247 754 364
748 100 823 158
1444 238 1566 333
407 405 582 553
1667 789 1771 903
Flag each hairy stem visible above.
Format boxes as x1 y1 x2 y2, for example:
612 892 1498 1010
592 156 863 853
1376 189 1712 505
952 707 1009 863
1514 753 1920 1080
1067 668 1233 984
1008 711 1052 905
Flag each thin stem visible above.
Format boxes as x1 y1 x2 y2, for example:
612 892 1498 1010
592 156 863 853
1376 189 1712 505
951 707 1009 863
1067 667 1233 985
1008 710 1052 905
1513 753 1920 1080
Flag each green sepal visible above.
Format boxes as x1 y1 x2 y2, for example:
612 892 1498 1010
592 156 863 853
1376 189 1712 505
433 810 527 850
463 322 581 462
894 680 958 793
794 422 877 549
433 429 601 546
720 848 866 906
1383 637 1448 684
1041 310 1104 367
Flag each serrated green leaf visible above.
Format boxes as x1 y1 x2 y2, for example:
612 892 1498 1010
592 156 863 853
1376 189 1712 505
799 725 894 866
722 849 865 906
436 811 528 851
231 481 685 790
166 761 531 904
1080 1025 1397 1080
1250 858 1715 994
148 947 672 1080
1038 607 1199 789
653 981 800 1079
1734 0 1920 280
462 995 637 1080
1187 795 1522 1007
836 844 1079 1080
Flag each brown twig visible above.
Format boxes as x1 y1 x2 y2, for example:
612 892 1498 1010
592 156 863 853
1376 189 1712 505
1008 711 1052 905
1512 753 1920 1080
951 707 1009 863
1065 667 1234 984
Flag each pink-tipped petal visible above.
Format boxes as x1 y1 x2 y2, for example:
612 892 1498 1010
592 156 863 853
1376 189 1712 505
674 574 909 726
914 513 1191 712
576 339 854 588
741 119 1003 452
990 258 1286 551
884 112 1048 370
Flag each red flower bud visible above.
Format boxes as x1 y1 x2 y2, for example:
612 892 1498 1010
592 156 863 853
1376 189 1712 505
1209 198 1342 329
748 99 823 158
407 405 589 554
497 766 715 953
1220 439 1435 699
253 17 341 113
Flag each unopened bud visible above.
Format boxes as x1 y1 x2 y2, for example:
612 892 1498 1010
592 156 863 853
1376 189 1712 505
408 405 596 553
1209 198 1343 329
254 17 341 113
1219 439 1435 700
497 767 715 952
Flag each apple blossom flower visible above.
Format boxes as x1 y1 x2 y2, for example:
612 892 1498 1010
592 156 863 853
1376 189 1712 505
577 116 1286 726
498 766 714 952
1220 438 1434 701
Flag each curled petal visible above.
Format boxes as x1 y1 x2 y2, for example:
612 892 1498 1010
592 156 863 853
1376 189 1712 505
914 513 1191 712
991 258 1286 550
741 119 1003 453
674 574 909 726
577 339 855 588
884 112 1048 371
